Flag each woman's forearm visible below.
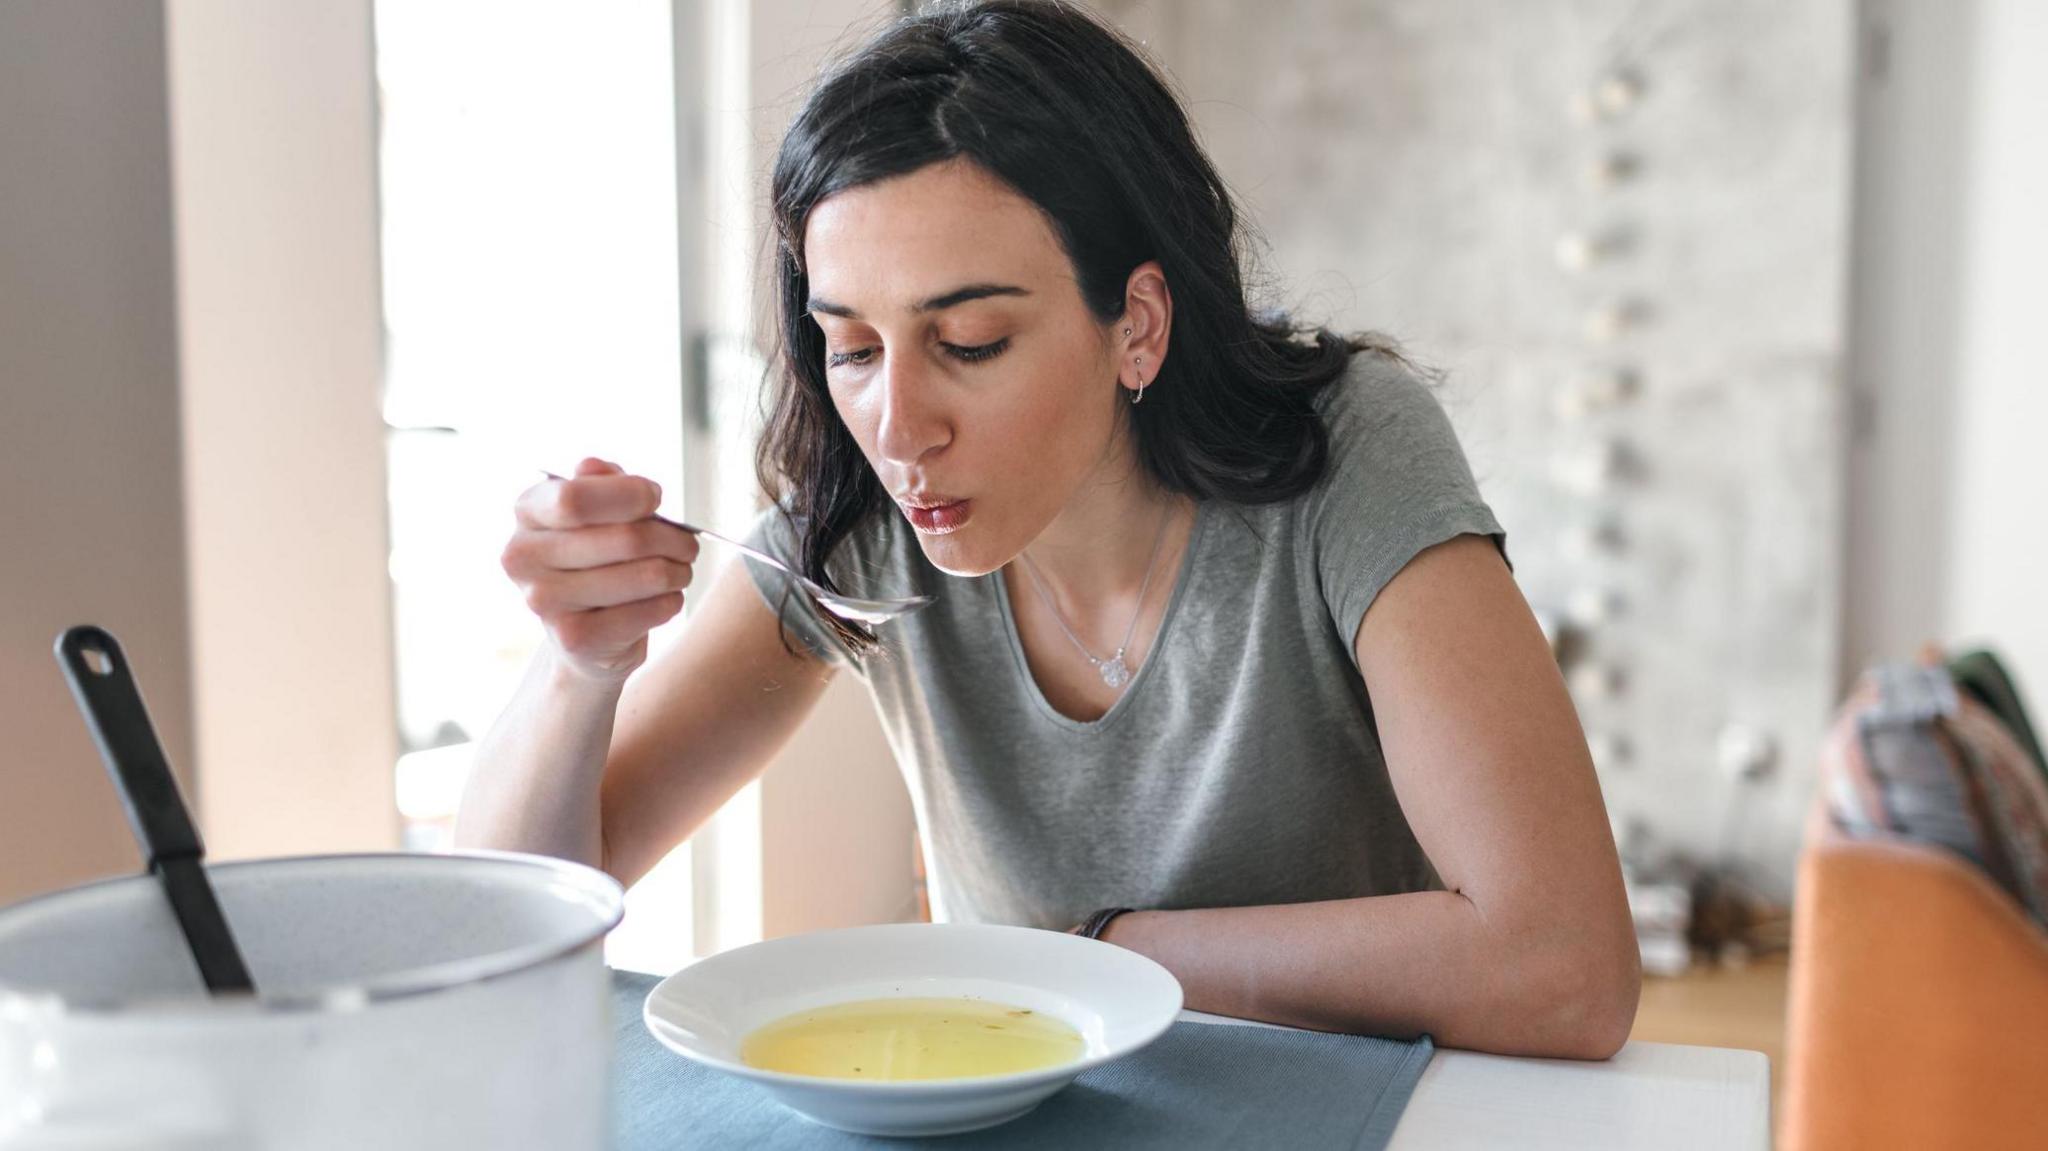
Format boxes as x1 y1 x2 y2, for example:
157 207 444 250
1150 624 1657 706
1101 890 1640 1060
452 647 626 869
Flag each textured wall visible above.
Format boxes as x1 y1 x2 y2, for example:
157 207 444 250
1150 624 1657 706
1104 0 1854 890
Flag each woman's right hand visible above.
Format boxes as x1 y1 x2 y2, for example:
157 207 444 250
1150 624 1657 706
503 457 700 686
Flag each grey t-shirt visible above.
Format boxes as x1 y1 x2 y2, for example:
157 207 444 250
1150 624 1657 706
744 351 1507 930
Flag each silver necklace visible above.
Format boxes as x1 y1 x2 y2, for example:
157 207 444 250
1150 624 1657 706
1017 506 1174 690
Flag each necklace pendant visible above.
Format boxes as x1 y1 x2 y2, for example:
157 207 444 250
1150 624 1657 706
1097 655 1131 689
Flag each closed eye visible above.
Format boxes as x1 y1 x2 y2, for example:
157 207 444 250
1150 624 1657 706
943 338 1009 364
825 338 1009 370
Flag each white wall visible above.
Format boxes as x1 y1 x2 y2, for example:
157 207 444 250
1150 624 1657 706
1846 0 2048 703
1937 0 2048 697
165 0 399 858
0 0 193 905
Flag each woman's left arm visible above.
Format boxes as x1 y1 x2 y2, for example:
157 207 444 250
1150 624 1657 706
1099 534 1642 1059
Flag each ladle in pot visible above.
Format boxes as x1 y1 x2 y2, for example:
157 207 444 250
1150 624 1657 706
54 624 255 995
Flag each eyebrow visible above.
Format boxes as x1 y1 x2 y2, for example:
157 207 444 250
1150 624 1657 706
806 283 1031 320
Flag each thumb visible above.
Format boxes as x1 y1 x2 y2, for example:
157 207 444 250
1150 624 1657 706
573 456 622 478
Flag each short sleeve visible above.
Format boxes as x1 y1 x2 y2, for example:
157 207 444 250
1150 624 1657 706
1305 352 1510 659
741 505 863 671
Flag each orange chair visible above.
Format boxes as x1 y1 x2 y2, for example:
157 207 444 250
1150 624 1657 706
1784 815 2048 1150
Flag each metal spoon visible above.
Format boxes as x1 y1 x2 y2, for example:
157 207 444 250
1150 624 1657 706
539 471 931 626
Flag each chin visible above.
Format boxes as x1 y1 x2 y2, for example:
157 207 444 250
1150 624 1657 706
909 524 1008 578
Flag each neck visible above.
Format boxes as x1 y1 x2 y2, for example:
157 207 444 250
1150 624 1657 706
1019 444 1187 604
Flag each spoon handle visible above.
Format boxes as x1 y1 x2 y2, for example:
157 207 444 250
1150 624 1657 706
536 472 814 589
653 514 799 581
156 857 254 993
55 625 255 994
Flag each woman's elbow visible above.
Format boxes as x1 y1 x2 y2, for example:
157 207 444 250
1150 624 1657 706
1545 934 1641 1060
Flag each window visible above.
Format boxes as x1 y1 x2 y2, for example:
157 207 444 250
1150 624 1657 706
374 0 696 971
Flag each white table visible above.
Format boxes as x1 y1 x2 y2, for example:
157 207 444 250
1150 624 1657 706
1182 1010 1771 1151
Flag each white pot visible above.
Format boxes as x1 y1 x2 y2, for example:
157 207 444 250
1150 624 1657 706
0 851 623 1150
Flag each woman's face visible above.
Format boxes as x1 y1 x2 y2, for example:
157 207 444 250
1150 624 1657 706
802 159 1138 576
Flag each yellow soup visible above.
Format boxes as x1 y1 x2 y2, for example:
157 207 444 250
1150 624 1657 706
740 997 1085 1081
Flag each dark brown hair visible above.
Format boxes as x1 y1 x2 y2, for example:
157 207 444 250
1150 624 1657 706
758 0 1383 655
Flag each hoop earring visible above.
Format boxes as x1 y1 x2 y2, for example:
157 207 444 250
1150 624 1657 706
1132 355 1147 405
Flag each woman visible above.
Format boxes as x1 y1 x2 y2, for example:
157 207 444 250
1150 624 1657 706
460 0 1639 1059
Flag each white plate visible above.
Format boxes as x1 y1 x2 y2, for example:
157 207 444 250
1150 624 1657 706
641 922 1184 1136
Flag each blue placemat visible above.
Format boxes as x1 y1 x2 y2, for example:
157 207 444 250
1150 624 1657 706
609 969 1431 1149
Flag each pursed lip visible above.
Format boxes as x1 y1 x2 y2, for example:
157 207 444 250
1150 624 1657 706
897 495 972 535
896 492 965 510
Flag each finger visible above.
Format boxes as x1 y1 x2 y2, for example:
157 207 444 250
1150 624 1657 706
554 591 685 655
573 456 622 477
519 471 663 530
525 555 693 615
511 519 701 573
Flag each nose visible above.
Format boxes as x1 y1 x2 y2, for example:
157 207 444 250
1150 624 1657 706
872 352 951 469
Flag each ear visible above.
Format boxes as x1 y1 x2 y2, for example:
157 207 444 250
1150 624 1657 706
1115 261 1173 399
